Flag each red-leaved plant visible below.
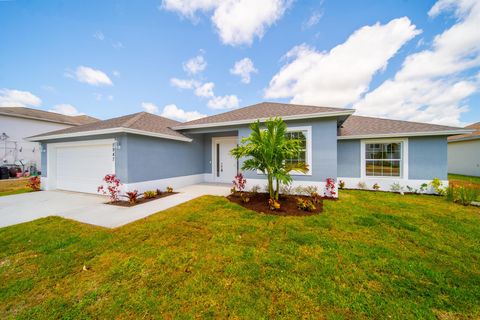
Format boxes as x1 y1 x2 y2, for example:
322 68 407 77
97 174 122 202
232 173 247 192
324 178 337 198
27 176 41 191
125 190 139 205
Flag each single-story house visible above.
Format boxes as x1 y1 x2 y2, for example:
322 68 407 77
0 107 98 171
448 122 480 177
28 102 470 195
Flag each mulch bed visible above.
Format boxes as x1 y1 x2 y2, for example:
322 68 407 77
227 192 323 216
108 192 178 207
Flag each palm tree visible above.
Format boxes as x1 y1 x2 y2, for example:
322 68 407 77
230 117 308 200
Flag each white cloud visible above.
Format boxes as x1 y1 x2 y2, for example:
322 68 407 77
170 78 200 89
142 102 160 114
112 70 120 77
0 89 42 108
183 55 207 74
302 11 322 29
142 102 206 121
93 31 105 40
264 17 421 107
194 82 215 97
70 66 113 86
49 104 83 116
207 94 240 109
162 0 291 46
230 57 258 83
161 104 206 121
112 41 123 49
354 0 480 126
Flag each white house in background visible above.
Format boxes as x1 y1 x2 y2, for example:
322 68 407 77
448 122 480 177
0 107 98 172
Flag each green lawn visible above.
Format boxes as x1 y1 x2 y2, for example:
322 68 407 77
0 179 32 197
449 173 480 188
1 191 479 319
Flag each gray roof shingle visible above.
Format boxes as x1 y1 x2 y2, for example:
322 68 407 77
29 112 190 140
0 107 99 125
448 122 480 142
175 102 353 128
339 115 465 138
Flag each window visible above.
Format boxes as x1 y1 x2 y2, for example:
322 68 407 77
365 142 402 177
285 130 307 166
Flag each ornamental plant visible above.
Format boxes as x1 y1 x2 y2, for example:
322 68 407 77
97 174 122 202
143 190 157 199
126 190 139 205
27 176 41 191
324 178 336 197
297 197 316 212
166 186 174 193
231 117 308 201
232 173 247 192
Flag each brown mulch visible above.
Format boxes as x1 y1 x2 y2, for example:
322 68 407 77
227 192 323 216
108 192 178 207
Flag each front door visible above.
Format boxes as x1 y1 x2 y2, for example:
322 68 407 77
213 137 238 183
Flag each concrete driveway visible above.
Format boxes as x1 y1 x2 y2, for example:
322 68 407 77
0 183 230 229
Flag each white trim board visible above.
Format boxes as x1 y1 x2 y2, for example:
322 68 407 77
27 127 192 142
121 174 206 193
244 178 338 198
338 129 471 140
338 177 448 194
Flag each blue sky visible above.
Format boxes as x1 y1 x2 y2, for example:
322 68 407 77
0 0 479 126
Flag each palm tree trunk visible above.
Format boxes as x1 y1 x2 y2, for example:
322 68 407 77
267 172 274 199
275 178 280 200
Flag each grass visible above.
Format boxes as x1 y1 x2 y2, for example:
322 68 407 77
449 173 480 189
1 191 480 319
0 179 32 197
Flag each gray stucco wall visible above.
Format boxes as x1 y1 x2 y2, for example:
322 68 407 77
125 133 204 183
238 118 338 182
337 140 361 178
408 136 448 180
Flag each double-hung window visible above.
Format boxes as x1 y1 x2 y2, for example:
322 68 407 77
365 142 403 177
284 127 312 175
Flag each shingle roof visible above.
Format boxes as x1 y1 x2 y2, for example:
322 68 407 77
174 102 353 129
448 122 480 142
339 115 466 138
29 112 190 141
0 107 98 125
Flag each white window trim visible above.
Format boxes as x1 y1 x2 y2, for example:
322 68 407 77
256 126 312 176
360 138 409 180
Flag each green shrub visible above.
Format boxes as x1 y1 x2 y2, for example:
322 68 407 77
445 186 455 202
297 198 316 212
143 190 157 199
457 187 479 206
430 178 445 195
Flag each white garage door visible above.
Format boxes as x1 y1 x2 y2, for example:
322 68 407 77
56 143 114 193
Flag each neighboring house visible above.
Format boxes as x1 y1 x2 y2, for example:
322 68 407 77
0 107 98 172
448 122 480 177
28 102 470 195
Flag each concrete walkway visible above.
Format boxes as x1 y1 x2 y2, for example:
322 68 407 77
0 183 230 229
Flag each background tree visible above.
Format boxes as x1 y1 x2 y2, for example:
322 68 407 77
231 117 308 200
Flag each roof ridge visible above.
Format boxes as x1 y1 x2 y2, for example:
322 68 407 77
121 112 147 128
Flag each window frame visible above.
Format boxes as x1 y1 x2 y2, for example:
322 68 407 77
360 138 408 180
285 126 312 176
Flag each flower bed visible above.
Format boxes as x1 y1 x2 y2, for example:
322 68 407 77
227 192 323 216
108 191 178 207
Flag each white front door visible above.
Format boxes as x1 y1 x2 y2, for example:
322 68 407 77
213 137 238 183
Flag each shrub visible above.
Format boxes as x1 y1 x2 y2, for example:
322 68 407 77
268 198 281 210
445 186 455 202
27 176 41 191
339 180 345 189
250 185 261 194
297 197 316 212
457 187 479 206
240 193 250 203
156 188 163 195
390 182 404 194
357 181 367 190
372 183 380 191
419 183 429 193
232 173 247 192
143 190 157 199
125 190 139 205
97 174 122 202
166 186 173 193
430 178 445 195
280 184 294 196
324 178 336 197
